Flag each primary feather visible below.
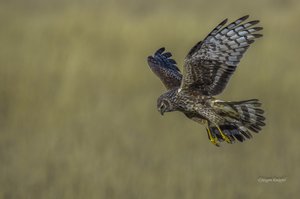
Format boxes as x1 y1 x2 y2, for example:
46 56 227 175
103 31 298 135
147 47 182 89
182 15 263 96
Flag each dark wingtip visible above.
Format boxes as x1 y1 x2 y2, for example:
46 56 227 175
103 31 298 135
253 33 263 38
163 52 172 58
249 20 260 26
248 40 255 44
219 18 228 26
155 47 165 55
240 15 250 21
253 27 263 31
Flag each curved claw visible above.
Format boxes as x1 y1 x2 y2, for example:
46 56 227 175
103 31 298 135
215 125 231 143
206 127 220 147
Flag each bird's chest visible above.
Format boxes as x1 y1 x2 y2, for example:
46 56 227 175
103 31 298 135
176 92 210 112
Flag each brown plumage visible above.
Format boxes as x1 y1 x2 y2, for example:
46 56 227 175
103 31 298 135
147 15 265 146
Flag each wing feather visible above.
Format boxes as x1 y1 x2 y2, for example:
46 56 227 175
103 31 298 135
147 47 182 90
181 15 263 96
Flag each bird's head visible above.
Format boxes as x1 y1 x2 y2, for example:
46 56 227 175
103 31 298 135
157 95 174 116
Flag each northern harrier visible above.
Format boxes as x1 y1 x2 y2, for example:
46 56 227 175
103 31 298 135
147 15 265 146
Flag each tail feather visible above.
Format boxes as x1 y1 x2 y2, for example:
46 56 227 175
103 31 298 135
208 99 265 143
231 99 266 131
209 124 249 143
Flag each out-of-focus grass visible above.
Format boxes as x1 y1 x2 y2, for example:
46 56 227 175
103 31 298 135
0 0 299 198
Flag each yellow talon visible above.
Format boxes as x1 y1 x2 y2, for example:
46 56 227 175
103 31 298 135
215 125 231 143
206 127 219 147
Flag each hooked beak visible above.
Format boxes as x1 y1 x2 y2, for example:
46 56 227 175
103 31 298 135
158 107 165 116
160 109 165 115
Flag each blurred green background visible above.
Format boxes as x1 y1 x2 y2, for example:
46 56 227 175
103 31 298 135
0 0 299 198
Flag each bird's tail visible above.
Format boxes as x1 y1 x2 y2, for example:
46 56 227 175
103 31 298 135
207 99 265 143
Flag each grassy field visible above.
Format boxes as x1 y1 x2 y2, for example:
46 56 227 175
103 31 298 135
0 0 300 198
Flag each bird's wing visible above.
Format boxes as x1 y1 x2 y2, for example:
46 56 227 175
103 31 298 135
181 15 263 96
147 47 183 90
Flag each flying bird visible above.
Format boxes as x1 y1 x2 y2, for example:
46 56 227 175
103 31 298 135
147 15 265 146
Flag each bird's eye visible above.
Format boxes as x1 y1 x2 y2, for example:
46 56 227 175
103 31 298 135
160 103 166 110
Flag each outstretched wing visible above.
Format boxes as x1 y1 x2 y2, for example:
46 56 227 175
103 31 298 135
147 47 182 90
181 15 263 96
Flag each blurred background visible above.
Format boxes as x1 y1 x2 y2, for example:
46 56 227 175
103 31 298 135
0 0 299 198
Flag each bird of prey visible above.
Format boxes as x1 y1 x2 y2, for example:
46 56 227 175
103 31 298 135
147 15 265 146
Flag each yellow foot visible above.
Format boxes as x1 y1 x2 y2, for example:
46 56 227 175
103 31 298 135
206 127 220 147
215 125 231 143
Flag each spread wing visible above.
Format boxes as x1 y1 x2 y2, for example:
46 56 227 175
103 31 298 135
147 47 182 90
181 15 263 96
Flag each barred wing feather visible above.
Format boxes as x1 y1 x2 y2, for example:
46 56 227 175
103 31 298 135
181 15 263 96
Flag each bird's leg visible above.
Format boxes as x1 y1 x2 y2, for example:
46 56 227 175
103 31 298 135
215 125 231 143
206 127 219 147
